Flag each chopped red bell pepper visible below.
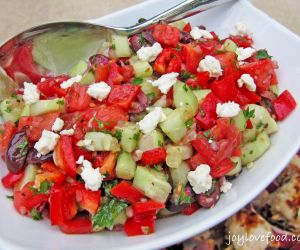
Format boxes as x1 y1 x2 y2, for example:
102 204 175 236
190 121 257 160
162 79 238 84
65 83 91 112
132 200 165 215
77 188 101 215
63 183 79 221
0 121 16 160
59 216 92 234
49 184 65 225
235 86 261 106
133 210 157 223
152 24 180 48
272 90 297 121
210 158 234 178
182 202 200 216
107 84 141 110
124 218 155 236
110 181 144 203
153 48 182 75
1 172 24 189
210 74 238 102
139 147 167 166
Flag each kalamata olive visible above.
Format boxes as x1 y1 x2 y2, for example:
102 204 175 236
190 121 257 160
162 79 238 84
26 147 53 165
6 126 29 174
89 54 109 67
129 91 149 114
196 181 221 208
129 31 156 52
180 31 193 44
166 185 195 213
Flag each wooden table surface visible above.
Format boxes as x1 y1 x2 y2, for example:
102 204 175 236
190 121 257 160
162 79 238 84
0 0 299 42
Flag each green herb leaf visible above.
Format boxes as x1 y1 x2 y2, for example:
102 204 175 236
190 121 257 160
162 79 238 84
102 180 119 197
111 44 116 50
133 132 140 141
56 99 65 105
30 208 43 221
153 164 162 172
92 198 128 230
185 119 193 128
147 92 155 100
180 71 191 82
256 49 272 60
158 140 163 147
5 107 12 113
138 18 147 24
243 107 255 120
39 180 51 194
114 129 122 141
132 77 143 85
178 186 192 205
17 139 29 157
6 195 14 200
182 84 189 92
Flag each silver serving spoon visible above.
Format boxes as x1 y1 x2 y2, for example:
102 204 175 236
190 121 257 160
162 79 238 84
0 0 234 97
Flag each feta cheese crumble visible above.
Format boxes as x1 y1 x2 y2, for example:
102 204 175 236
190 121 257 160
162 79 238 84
60 75 82 89
76 155 85 165
60 129 74 135
235 47 255 61
230 21 250 36
23 82 40 105
221 179 232 193
237 73 256 91
137 42 163 62
51 117 64 132
216 101 240 118
76 139 94 151
87 82 111 101
190 27 213 40
187 164 213 194
149 72 179 94
34 130 59 155
81 159 103 191
197 55 223 78
138 107 166 134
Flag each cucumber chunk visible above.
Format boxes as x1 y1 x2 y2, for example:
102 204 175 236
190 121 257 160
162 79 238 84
170 161 190 188
116 152 136 180
169 20 187 30
193 89 211 102
140 78 160 100
111 35 132 58
133 166 172 203
15 164 38 190
223 39 238 52
85 132 120 152
0 95 24 122
233 110 247 132
241 132 271 165
166 145 193 169
116 124 139 153
113 210 127 226
80 71 95 85
242 127 258 143
20 104 31 117
270 85 279 96
227 157 242 176
160 108 187 143
138 129 164 151
69 60 88 77
131 61 153 78
30 98 65 116
173 81 198 120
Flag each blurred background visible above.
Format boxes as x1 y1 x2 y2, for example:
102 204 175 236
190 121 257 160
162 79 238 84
0 0 299 42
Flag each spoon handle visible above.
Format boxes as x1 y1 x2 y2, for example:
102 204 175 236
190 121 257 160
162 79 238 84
113 0 235 35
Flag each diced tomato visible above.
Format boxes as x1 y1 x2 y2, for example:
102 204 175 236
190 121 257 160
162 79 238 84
235 86 261 106
182 202 200 216
107 84 141 110
195 71 210 89
152 24 180 48
181 44 202 73
107 62 124 85
191 137 217 166
124 218 155 236
54 136 77 179
77 189 101 215
49 184 64 225
133 210 157 223
153 48 182 75
18 112 60 142
62 183 78 221
120 65 135 83
139 147 167 166
1 172 24 189
132 200 165 215
210 74 238 102
59 216 92 234
4 45 43 83
100 152 117 179
215 52 238 76
210 158 234 178
110 181 144 203
0 121 16 160
229 35 253 48
65 83 91 112
95 64 109 82
14 182 48 215
199 40 219 56
183 23 192 33
188 153 206 170
37 75 69 98
240 59 277 93
196 93 220 130
272 90 297 121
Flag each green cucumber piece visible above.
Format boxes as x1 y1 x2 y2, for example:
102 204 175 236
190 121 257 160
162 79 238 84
131 61 153 78
69 60 88 77
245 104 278 134
117 125 139 153
15 164 38 190
133 166 172 203
241 132 271 165
170 161 190 188
111 35 132 58
166 145 193 169
242 127 259 143
169 20 187 30
270 85 279 96
113 210 127 225
30 98 65 116
140 78 160 101
85 132 120 152
193 89 211 102
160 108 187 143
138 129 164 151
223 39 238 52
173 81 198 120
116 152 136 180
0 95 24 122
233 110 247 131
21 104 31 117
80 71 95 85
227 157 242 176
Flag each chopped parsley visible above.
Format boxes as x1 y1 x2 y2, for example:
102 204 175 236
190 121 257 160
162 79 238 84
182 84 189 92
147 92 155 100
56 99 65 105
203 130 212 141
6 195 14 200
132 77 143 85
243 107 255 120
30 208 43 221
180 70 191 82
17 139 29 157
249 150 254 155
256 49 272 60
178 186 192 205
4 107 12 113
138 18 147 24
114 129 122 141
39 180 51 194
185 119 193 128
153 164 162 172
102 180 118 197
111 44 116 50
158 140 163 147
133 132 140 141
256 121 264 130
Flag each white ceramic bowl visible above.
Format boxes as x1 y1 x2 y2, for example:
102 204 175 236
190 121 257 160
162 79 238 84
1 0 300 249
